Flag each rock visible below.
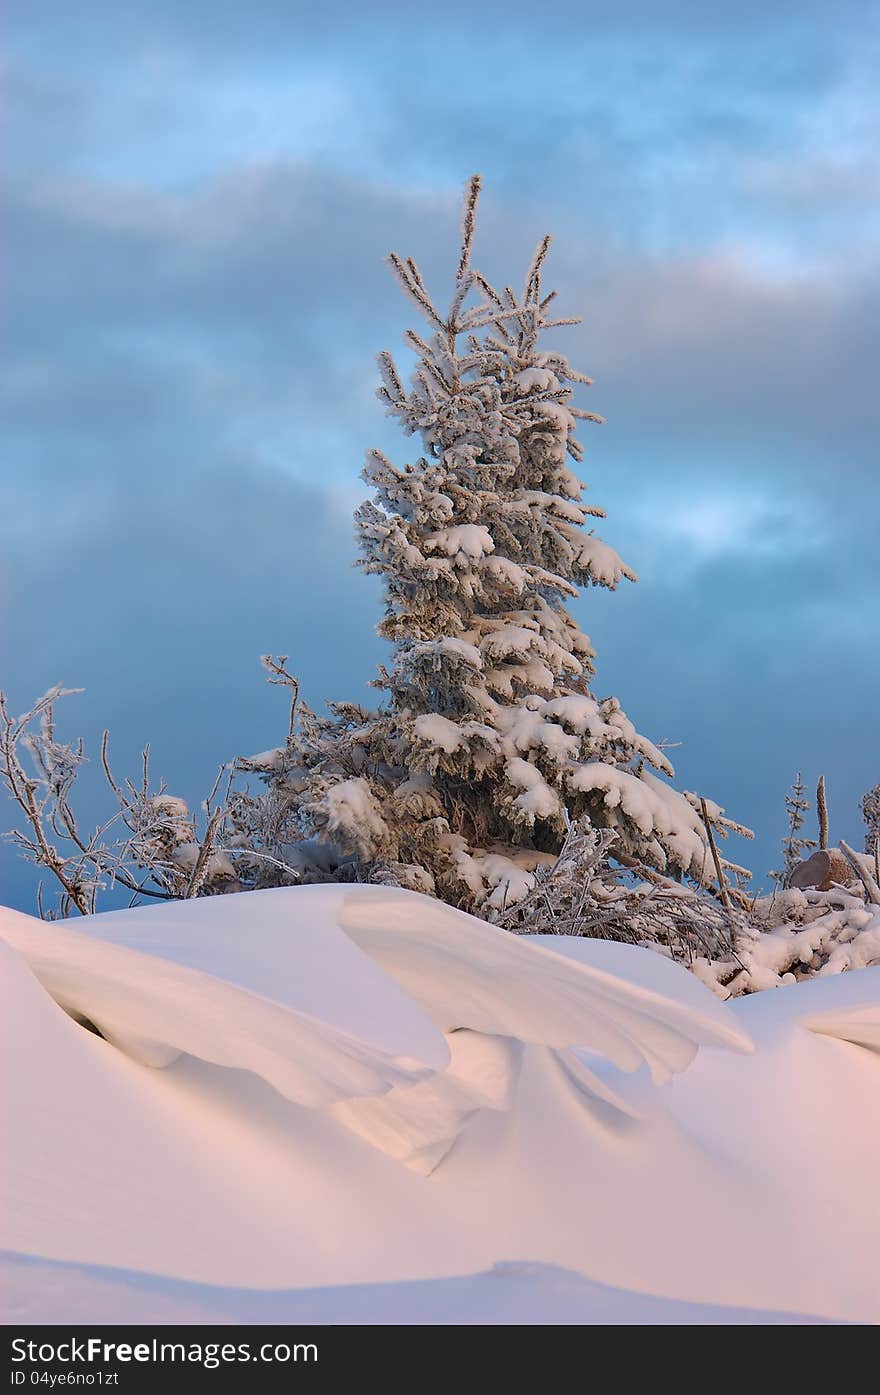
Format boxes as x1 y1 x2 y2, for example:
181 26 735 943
789 849 853 892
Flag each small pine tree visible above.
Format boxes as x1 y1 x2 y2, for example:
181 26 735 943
273 177 747 912
771 771 816 885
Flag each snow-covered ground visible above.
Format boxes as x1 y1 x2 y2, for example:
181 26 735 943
2 886 878 1325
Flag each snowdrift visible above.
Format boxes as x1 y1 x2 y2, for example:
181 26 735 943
2 886 878 1325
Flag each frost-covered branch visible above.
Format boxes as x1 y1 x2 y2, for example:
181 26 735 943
1 686 94 915
1 686 239 916
486 818 742 967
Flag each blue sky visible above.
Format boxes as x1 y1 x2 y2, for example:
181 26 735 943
2 0 878 909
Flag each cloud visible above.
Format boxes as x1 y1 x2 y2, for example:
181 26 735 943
624 489 828 569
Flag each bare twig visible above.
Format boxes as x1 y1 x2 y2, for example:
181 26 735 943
700 797 731 911
261 655 300 745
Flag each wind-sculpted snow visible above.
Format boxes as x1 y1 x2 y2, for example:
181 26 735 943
338 888 752 1062
2 886 879 1324
0 896 447 1106
747 960 880 1052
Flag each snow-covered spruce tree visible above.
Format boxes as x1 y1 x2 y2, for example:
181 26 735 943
268 177 750 916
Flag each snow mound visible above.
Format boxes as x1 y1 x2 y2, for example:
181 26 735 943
2 885 879 1324
0 899 445 1106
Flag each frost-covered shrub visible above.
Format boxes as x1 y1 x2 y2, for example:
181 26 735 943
0 687 238 915
694 877 880 998
487 818 880 996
